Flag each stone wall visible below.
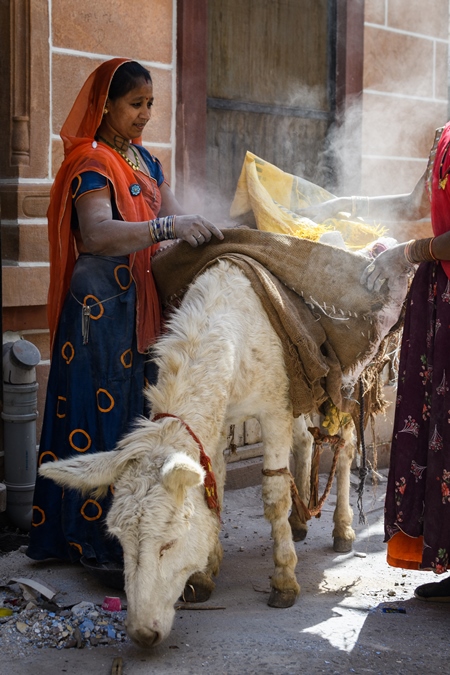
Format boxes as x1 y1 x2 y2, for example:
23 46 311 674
354 1 449 453
362 0 449 197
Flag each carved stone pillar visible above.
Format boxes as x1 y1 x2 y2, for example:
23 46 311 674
0 0 51 270
0 2 51 327
11 0 31 167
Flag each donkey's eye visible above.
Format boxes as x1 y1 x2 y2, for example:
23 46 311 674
159 540 175 557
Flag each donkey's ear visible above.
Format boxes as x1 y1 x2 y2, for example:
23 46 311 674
160 452 205 505
38 438 149 497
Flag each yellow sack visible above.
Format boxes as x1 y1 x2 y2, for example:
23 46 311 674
230 151 385 249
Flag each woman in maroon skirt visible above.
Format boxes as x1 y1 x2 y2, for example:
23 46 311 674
301 123 450 601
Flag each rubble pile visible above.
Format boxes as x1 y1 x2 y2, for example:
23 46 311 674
0 581 129 650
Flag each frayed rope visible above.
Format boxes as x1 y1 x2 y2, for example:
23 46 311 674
356 377 368 524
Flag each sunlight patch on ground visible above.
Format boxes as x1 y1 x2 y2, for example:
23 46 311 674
330 548 387 570
301 599 368 653
356 519 385 541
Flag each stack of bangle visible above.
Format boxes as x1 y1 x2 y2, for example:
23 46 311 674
351 196 370 218
404 237 437 264
148 215 177 244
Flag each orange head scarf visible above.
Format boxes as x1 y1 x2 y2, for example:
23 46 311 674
47 58 161 353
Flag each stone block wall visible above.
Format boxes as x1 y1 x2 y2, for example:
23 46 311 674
362 0 449 199
354 1 449 452
50 2 175 180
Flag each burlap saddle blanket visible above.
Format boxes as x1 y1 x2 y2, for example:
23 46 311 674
151 229 408 418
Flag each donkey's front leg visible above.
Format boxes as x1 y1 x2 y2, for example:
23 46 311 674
184 444 226 603
184 537 223 603
332 421 356 552
261 415 300 608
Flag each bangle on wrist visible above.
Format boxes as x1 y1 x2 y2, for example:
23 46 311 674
148 215 177 244
429 237 437 261
162 214 176 240
148 217 162 243
148 219 157 244
404 239 415 265
404 237 437 264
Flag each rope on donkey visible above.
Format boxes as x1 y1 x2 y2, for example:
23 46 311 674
356 377 368 524
306 427 345 518
262 427 344 522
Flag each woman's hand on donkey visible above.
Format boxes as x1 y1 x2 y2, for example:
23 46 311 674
174 215 224 248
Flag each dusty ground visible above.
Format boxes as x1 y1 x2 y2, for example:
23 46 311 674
1 471 449 674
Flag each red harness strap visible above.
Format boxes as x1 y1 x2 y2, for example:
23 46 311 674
152 413 221 519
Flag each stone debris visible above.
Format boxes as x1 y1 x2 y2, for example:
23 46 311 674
0 586 129 650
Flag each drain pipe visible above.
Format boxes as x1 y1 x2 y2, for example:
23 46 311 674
2 339 41 531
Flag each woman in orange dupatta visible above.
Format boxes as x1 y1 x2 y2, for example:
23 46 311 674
27 58 223 574
300 124 450 602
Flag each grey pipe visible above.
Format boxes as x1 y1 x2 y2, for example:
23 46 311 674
2 340 41 531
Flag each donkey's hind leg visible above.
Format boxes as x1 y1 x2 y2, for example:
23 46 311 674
332 421 356 553
289 415 314 542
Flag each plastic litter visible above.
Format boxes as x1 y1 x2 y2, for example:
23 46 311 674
102 597 122 612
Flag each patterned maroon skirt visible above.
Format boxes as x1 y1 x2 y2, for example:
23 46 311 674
385 261 450 573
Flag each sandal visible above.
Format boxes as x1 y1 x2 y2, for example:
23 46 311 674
80 556 124 591
414 576 450 602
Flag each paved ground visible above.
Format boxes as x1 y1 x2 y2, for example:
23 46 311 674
1 470 449 674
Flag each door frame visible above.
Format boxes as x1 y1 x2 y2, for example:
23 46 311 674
175 0 208 210
175 0 365 205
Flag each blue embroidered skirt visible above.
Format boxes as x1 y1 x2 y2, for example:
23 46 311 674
27 254 157 564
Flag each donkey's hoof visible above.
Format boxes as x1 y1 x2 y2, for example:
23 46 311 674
333 537 353 553
268 588 298 608
289 514 308 542
290 526 308 542
181 572 215 603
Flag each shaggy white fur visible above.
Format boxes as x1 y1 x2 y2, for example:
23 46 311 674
39 257 393 647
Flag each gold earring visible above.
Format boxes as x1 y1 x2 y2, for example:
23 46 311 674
103 108 109 115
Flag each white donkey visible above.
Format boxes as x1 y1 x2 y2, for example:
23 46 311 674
40 254 403 648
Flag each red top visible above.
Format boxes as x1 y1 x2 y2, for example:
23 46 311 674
431 122 450 279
